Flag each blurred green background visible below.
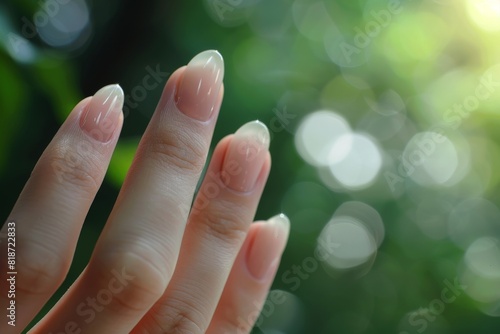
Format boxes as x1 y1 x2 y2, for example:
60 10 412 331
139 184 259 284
2 0 500 333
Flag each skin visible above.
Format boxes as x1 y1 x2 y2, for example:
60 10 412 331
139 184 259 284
0 51 289 334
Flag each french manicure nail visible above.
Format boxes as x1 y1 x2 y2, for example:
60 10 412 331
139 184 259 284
175 50 224 121
222 120 270 192
80 84 124 142
246 214 290 281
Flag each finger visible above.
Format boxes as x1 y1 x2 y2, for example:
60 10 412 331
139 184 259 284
207 215 290 334
32 50 225 333
0 85 124 332
133 120 272 333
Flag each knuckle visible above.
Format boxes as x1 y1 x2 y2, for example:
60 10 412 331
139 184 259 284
147 129 206 174
166 313 204 334
90 250 170 315
16 244 68 296
108 276 160 315
152 294 206 334
199 201 249 244
224 316 252 334
39 140 102 192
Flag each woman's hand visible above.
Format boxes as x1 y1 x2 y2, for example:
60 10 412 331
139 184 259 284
0 50 290 334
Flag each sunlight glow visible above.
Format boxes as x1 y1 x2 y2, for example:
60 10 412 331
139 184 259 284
467 0 500 31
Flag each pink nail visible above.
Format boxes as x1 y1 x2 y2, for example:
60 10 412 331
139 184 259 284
175 50 224 121
80 84 124 142
221 120 270 192
246 214 290 280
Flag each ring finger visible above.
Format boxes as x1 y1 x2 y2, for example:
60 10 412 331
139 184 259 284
133 121 272 333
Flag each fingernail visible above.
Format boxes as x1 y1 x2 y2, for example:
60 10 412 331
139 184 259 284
80 84 124 142
175 50 224 121
246 214 290 281
221 120 270 192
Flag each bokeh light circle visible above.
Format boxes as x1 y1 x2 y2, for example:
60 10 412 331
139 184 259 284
37 0 90 48
465 237 500 279
333 201 385 247
402 131 460 187
295 110 351 167
328 133 383 190
317 216 377 270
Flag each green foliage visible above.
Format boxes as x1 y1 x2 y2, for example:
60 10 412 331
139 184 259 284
107 138 140 187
